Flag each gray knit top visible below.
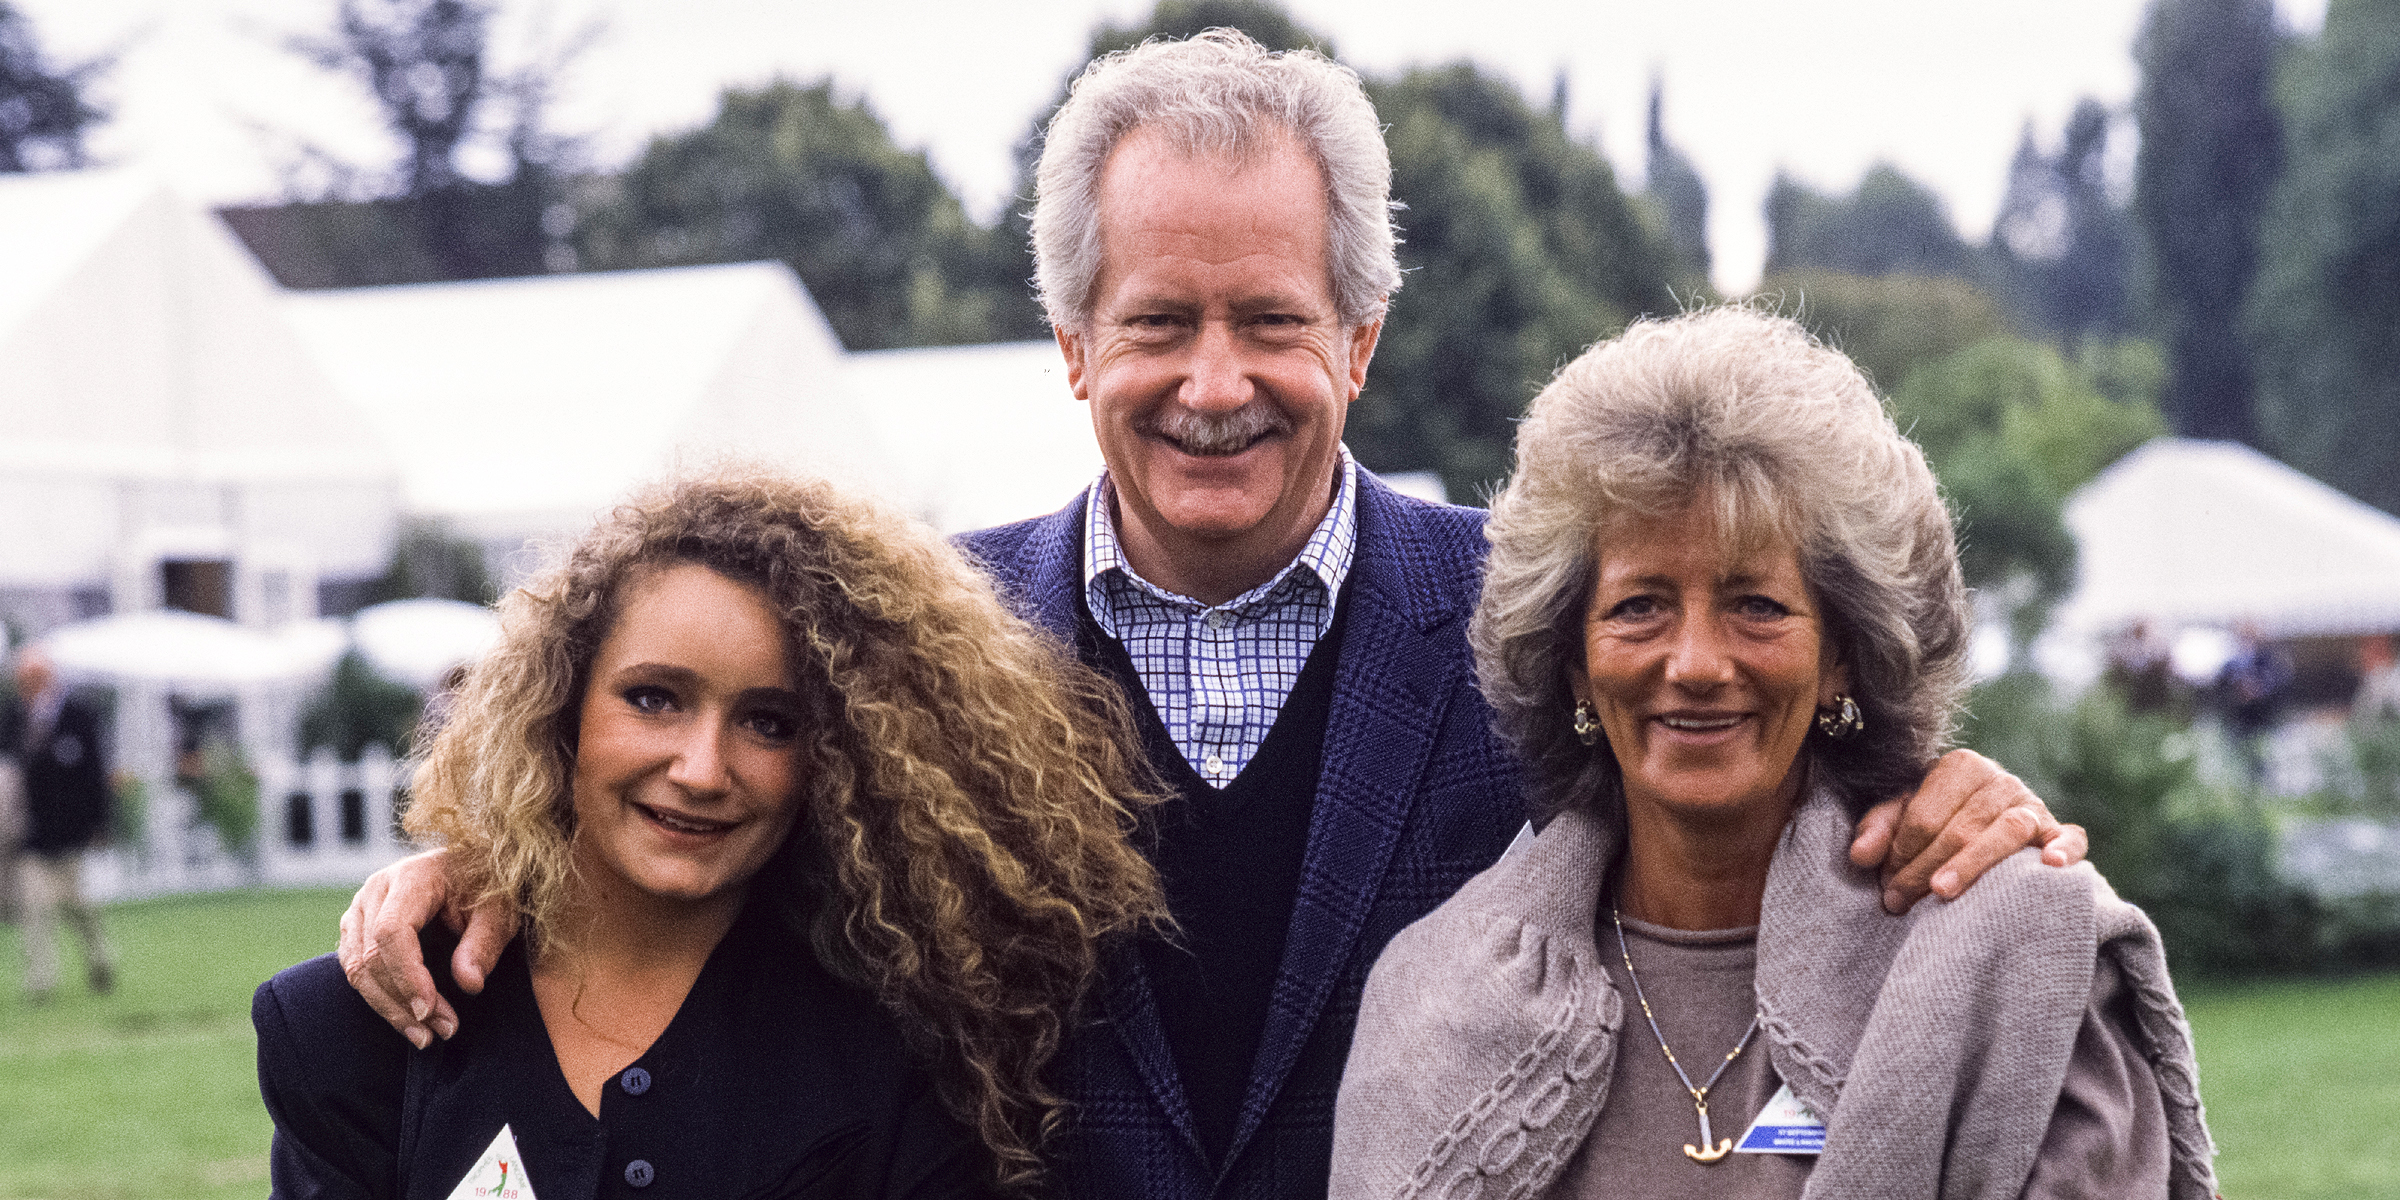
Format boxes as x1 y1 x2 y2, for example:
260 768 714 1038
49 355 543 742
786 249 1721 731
1330 787 2216 1200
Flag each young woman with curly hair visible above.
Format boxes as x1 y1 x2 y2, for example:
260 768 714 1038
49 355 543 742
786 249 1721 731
254 470 1165 1198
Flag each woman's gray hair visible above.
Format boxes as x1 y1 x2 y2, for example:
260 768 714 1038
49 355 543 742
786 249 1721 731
1472 306 1972 822
1030 28 1401 330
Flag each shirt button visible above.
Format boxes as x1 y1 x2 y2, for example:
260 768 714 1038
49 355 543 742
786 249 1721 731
1206 611 1228 629
624 1159 655 1188
619 1067 651 1096
1205 753 1225 775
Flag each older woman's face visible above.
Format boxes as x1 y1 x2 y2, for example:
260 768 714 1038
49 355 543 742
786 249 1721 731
1571 502 1845 825
570 563 806 909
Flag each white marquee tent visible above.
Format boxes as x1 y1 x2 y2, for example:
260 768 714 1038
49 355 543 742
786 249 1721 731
283 262 901 566
2048 439 2400 660
0 169 400 633
845 340 1102 533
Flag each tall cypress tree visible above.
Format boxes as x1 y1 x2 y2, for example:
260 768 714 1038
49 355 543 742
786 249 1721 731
2132 0 2283 443
2249 0 2400 514
1643 79 1711 291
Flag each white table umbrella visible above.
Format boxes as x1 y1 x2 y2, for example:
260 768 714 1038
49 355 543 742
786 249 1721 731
350 598 501 690
44 610 323 691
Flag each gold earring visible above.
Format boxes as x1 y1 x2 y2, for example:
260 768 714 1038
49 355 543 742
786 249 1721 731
1572 700 1600 746
1816 694 1865 740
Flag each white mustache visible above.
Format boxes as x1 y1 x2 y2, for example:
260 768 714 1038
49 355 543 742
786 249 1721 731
1140 404 1292 455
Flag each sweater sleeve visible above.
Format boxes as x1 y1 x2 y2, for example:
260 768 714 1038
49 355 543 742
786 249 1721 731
253 953 411 1200
2019 954 2172 1199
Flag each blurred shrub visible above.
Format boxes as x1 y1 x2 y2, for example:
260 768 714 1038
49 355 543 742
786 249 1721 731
299 652 421 762
1962 677 2400 975
2316 717 2400 820
192 743 259 863
108 773 144 848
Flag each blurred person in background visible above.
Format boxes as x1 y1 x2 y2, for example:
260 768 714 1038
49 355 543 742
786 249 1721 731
6 645 118 1003
2104 618 2177 715
255 472 1163 1197
334 32 2088 1199
1333 308 2211 1199
2355 634 2400 722
2217 619 2292 783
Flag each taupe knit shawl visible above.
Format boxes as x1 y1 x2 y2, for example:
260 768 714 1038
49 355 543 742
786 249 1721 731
1330 787 2215 1200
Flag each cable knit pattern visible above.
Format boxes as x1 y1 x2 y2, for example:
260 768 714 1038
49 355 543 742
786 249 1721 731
1333 810 1626 1200
1334 787 2218 1200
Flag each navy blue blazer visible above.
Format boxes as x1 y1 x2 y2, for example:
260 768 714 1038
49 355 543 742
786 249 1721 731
960 471 1526 1199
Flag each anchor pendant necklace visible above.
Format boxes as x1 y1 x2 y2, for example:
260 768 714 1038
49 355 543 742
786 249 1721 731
1612 907 1761 1164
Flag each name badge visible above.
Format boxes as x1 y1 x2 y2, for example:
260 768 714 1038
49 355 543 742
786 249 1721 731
446 1125 537 1200
1734 1082 1826 1155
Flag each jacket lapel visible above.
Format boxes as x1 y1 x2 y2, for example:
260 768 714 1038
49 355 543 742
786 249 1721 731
1003 492 1215 1161
1221 474 1472 1170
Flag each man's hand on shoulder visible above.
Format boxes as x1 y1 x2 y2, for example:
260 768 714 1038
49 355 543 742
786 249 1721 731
1848 748 2089 915
336 848 516 1048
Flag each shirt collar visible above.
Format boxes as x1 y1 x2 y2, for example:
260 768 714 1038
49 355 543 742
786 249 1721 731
1084 447 1360 614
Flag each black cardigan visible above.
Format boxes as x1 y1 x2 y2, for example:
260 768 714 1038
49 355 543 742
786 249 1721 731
253 902 995 1200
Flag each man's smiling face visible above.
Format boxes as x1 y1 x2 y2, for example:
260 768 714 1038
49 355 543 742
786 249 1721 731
1057 123 1380 601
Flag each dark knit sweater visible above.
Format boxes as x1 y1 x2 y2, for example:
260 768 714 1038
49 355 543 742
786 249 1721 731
1077 580 1353 1167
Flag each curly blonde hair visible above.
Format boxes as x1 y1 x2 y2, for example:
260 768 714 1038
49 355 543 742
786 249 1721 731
405 469 1165 1193
1473 305 1973 823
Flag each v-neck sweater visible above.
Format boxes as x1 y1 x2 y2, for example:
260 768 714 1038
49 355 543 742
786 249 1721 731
1079 574 1354 1168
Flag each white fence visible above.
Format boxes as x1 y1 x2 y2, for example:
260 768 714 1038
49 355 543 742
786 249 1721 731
86 746 413 902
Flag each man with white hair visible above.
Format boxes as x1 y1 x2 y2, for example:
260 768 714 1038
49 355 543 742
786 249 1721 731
340 31 2082 1199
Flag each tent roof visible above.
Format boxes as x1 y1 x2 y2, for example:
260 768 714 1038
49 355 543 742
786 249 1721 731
2057 439 2400 639
0 169 155 336
0 169 392 483
845 340 1100 533
284 263 888 528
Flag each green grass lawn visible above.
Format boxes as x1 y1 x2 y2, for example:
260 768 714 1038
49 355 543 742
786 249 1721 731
0 887 351 1200
2185 970 2400 1199
0 887 2394 1198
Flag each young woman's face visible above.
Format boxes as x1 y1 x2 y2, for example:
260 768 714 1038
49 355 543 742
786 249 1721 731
569 563 806 909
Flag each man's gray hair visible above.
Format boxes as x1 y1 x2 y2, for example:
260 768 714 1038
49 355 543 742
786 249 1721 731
1031 28 1401 330
1470 305 1973 823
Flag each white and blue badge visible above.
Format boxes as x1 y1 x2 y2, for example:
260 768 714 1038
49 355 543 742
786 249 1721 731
1734 1082 1826 1155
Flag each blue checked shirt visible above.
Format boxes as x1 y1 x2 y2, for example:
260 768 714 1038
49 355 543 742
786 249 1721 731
1085 450 1360 788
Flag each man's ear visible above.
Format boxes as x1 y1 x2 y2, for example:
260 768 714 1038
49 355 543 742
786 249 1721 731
1344 313 1384 401
1055 324 1090 401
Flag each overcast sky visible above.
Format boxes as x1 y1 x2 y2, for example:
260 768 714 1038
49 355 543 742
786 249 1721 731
20 0 2328 293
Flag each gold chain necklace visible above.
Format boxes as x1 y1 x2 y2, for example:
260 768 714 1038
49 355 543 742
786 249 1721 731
1611 907 1761 1164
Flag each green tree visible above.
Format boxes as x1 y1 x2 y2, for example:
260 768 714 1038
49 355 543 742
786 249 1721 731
1763 271 2013 397
2133 0 2283 443
265 0 588 283
2249 0 2400 514
1987 100 2136 343
577 80 1040 349
1891 336 2166 645
0 2 104 172
1763 164 1977 280
370 518 494 605
1642 78 1711 292
299 652 422 762
1354 64 1677 496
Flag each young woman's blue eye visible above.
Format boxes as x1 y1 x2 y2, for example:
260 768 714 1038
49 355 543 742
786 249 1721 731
743 710 799 742
624 685 676 714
